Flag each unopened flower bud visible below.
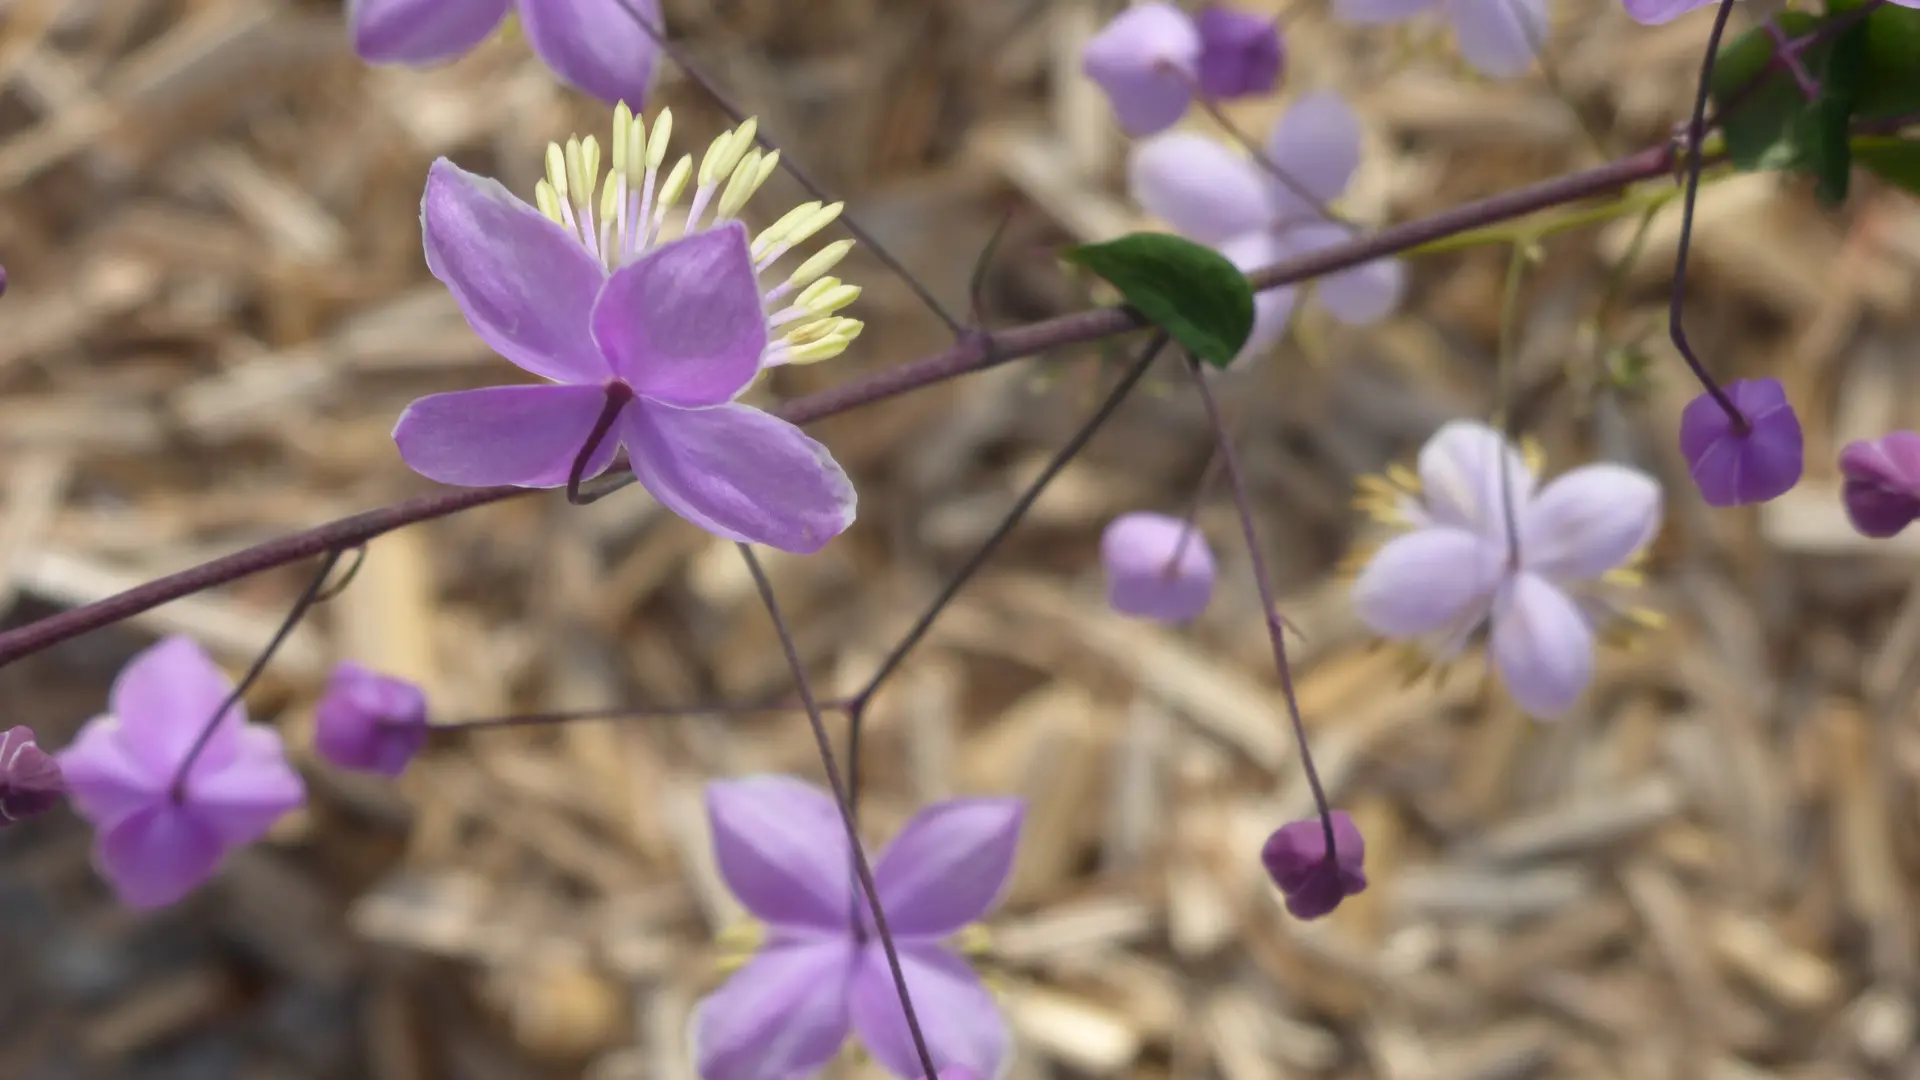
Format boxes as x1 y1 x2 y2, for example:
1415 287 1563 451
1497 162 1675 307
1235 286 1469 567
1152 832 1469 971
313 662 428 778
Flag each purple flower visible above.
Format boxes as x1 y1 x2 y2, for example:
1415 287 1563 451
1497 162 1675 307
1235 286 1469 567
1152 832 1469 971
0 726 63 824
1195 7 1284 100
1839 431 1920 539
1351 421 1661 719
313 662 429 778
1678 378 1803 508
57 637 305 909
694 776 1022 1080
1262 811 1366 919
1081 3 1202 137
348 0 664 107
396 107 861 554
1129 91 1404 366
1332 0 1546 77
1100 512 1216 623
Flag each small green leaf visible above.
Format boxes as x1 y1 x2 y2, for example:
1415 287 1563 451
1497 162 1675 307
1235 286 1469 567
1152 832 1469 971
1812 21 1870 206
1062 233 1256 369
1856 137 1920 196
1837 0 1920 117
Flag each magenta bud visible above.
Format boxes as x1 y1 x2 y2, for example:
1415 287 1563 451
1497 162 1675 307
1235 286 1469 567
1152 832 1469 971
1100 511 1216 624
313 662 429 778
1678 378 1803 507
1195 7 1284 100
1839 431 1920 539
0 726 62 824
1261 811 1366 920
1081 2 1202 137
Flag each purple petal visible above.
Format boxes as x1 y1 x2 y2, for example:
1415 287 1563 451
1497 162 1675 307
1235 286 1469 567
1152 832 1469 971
592 223 765 407
422 159 609 384
1490 572 1593 720
1194 7 1285 100
1840 432 1920 538
313 662 430 778
1444 0 1546 78
349 0 510 64
109 637 242 777
1217 231 1297 365
1260 811 1367 920
1618 0 1715 24
1128 134 1272 246
1081 2 1202 136
518 0 663 107
1284 220 1403 325
706 776 855 933
58 719 160 831
1264 91 1363 220
1333 0 1442 23
849 944 1009 1080
623 401 856 553
1100 511 1218 624
1351 527 1504 641
1678 379 1803 507
1417 420 1534 538
393 384 624 489
0 727 64 824
1519 464 1661 581
874 798 1023 938
691 939 857 1080
186 727 305 848
96 804 226 910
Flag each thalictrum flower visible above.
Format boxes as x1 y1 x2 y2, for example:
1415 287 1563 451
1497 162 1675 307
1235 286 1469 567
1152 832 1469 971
0 726 63 825
1349 421 1662 719
1261 811 1367 919
1081 2 1203 136
1839 431 1920 539
313 662 429 778
348 0 663 107
1195 7 1286 100
1332 0 1547 78
694 776 1023 1080
1128 91 1404 366
57 637 305 909
1677 378 1802 507
395 106 862 554
1100 511 1216 623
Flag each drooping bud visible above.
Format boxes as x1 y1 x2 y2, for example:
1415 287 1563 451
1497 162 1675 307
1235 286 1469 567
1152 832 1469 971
0 726 62 824
1195 6 1284 100
1839 431 1920 539
1100 512 1216 624
1080 2 1203 136
313 662 429 778
1678 378 1803 507
1261 810 1367 919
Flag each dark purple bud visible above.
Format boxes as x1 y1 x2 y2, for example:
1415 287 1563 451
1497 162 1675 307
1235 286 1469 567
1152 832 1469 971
1677 378 1803 507
1195 6 1284 100
1261 810 1366 919
1839 431 1920 539
0 726 64 824
313 661 428 778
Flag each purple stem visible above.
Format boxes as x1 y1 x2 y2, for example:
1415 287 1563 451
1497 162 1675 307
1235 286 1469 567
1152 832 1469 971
1763 20 1822 101
566 383 635 506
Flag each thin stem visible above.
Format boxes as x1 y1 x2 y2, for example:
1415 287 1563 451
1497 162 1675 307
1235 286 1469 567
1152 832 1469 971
567 383 635 506
736 543 941 1080
1185 356 1336 856
1493 239 1532 569
170 549 347 802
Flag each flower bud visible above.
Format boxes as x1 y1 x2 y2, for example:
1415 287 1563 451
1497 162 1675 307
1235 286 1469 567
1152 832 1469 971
1100 512 1216 624
1261 811 1367 919
1839 431 1920 539
0 726 62 824
1678 378 1803 507
313 662 428 778
1195 6 1284 100
1081 2 1202 136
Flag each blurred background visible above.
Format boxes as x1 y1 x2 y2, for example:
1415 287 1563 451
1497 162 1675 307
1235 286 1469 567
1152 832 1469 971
3 0 1920 1077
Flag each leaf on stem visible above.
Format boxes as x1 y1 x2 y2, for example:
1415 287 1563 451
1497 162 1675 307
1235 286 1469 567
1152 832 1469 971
1062 233 1255 370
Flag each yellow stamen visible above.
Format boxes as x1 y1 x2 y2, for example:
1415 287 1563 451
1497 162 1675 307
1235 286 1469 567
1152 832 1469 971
787 239 854 289
645 108 674 171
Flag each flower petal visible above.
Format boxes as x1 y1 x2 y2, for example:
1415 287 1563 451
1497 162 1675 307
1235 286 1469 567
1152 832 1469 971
393 384 623 489
1417 420 1534 539
691 938 857 1080
874 798 1023 938
518 0 663 107
1194 6 1285 100
1217 231 1298 367
1285 221 1404 326
1127 134 1273 246
58 718 161 831
1264 91 1363 221
110 636 242 777
96 804 226 910
1351 527 1504 640
1445 0 1546 79
1618 0 1715 25
187 727 306 848
623 401 856 553
349 0 510 64
1490 572 1594 720
850 944 1009 1080
1520 463 1661 581
1080 2 1201 137
592 222 765 407
706 775 855 932
1333 0 1442 24
422 159 609 384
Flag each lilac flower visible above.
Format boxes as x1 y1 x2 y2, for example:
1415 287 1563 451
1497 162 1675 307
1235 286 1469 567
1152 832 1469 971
694 776 1022 1080
1129 91 1404 367
1100 512 1216 623
1332 0 1546 78
57 637 305 909
1839 431 1920 539
1195 7 1286 100
313 662 429 778
1082 3 1203 136
1262 811 1366 919
1350 421 1662 719
1678 379 1803 508
0 726 63 824
395 106 862 554
348 0 663 107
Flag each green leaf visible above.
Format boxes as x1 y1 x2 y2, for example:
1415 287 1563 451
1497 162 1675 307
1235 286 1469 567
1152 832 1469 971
1710 12 1822 172
1856 137 1920 196
1811 21 1870 206
1062 233 1256 369
1835 0 1920 117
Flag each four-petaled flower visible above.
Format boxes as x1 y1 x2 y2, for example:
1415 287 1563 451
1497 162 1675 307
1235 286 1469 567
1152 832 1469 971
348 0 664 107
694 776 1022 1080
57 637 306 909
1350 421 1662 719
1129 91 1404 367
396 106 863 554
1332 0 1547 78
